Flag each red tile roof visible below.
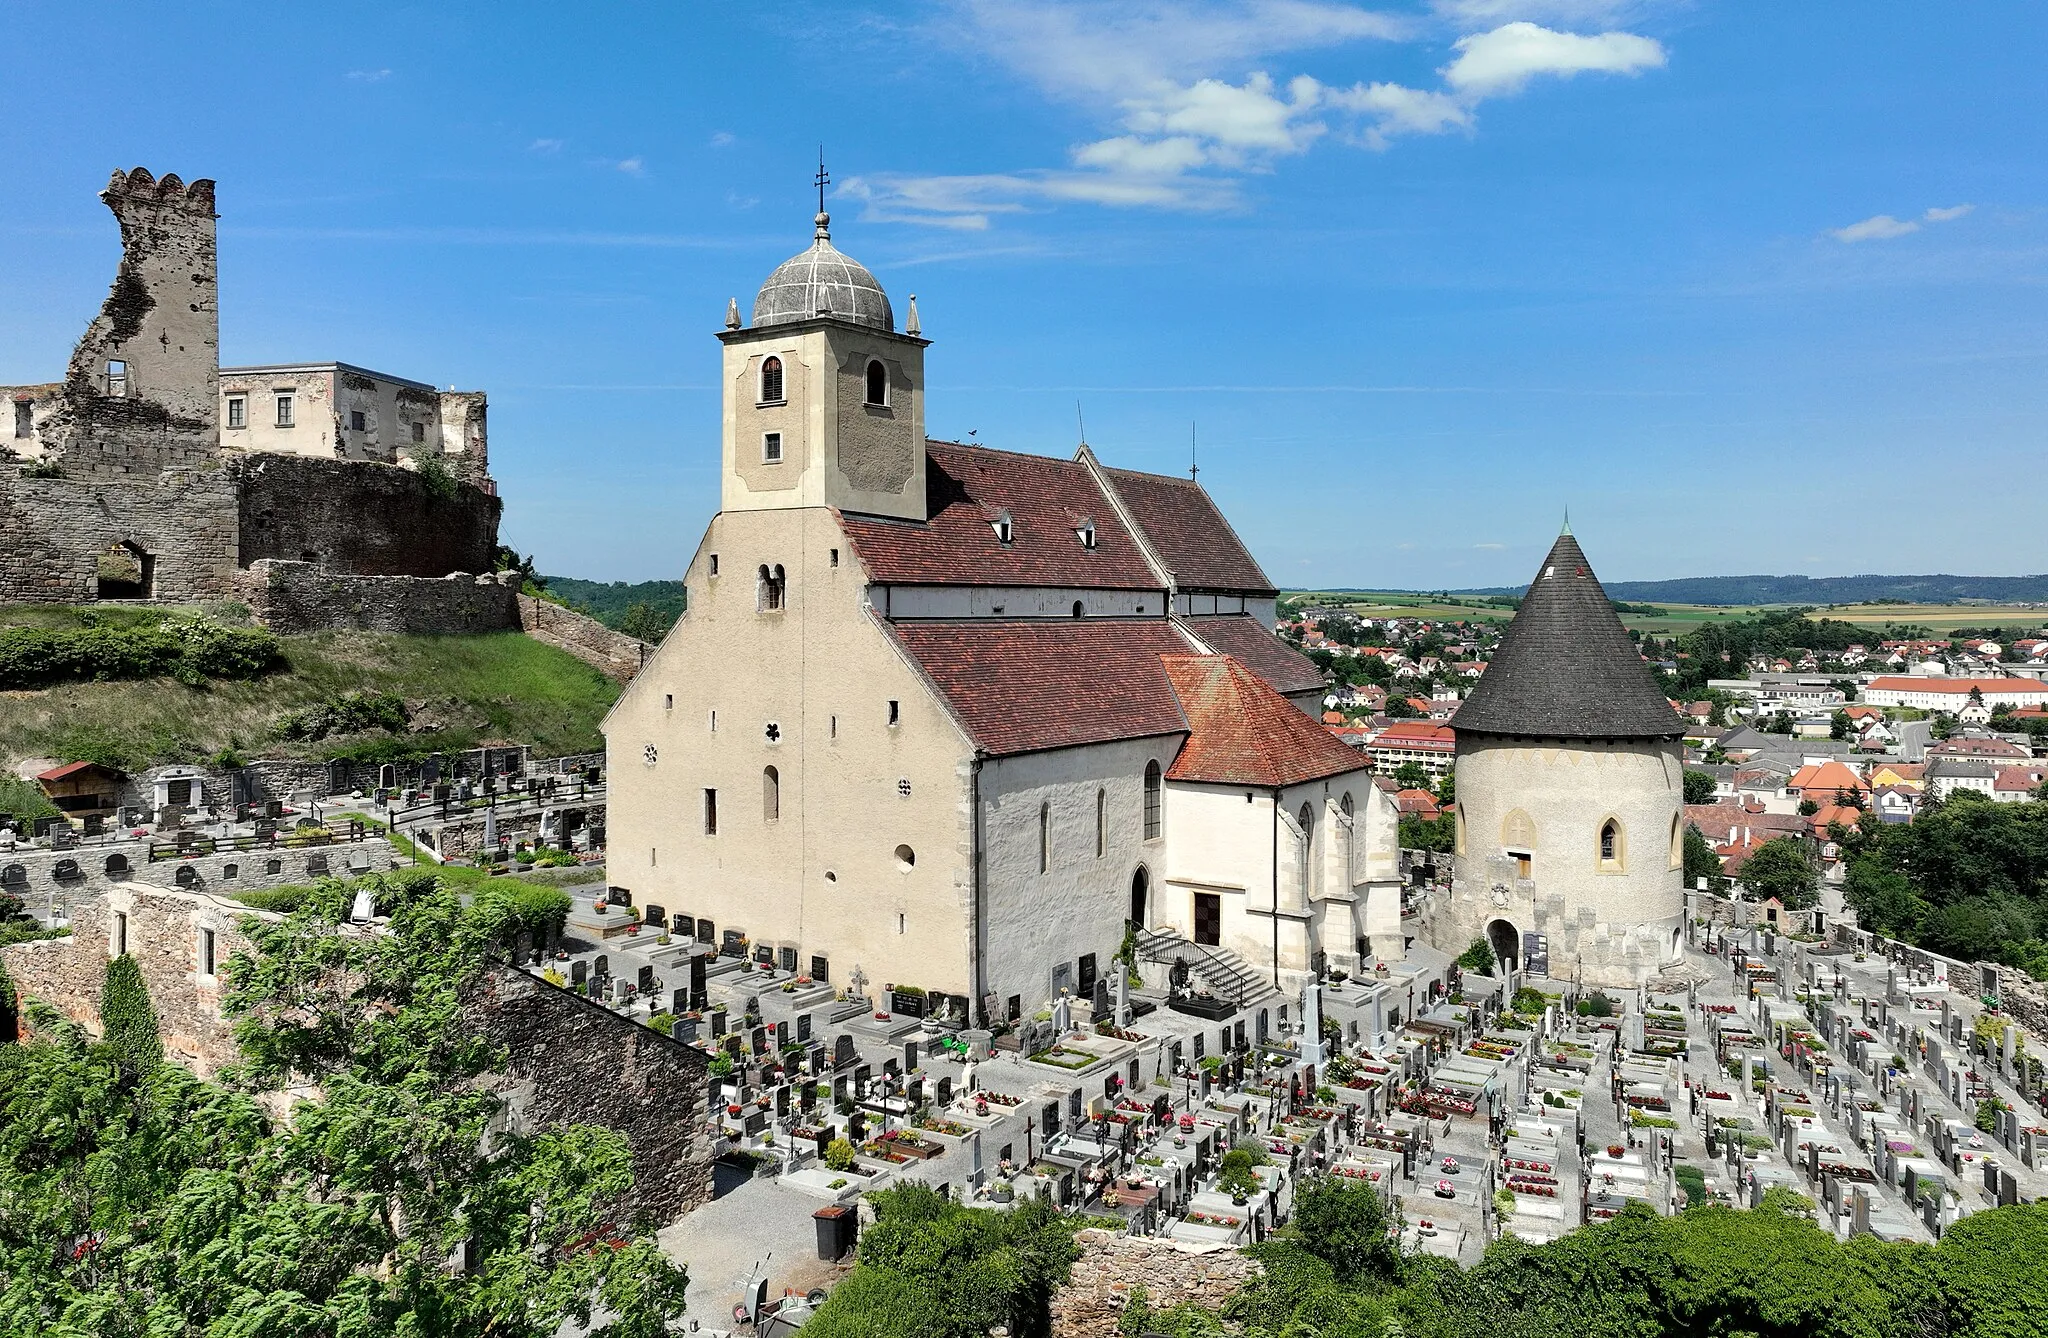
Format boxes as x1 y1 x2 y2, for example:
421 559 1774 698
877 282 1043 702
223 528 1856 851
887 618 1191 757
34 760 122 782
1160 654 1365 787
1868 676 2048 695
1101 465 1276 595
843 442 1162 589
1929 736 2031 760
1184 614 1325 696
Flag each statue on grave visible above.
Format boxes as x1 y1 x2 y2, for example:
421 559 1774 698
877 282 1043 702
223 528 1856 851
1052 989 1072 1038
1169 957 1191 999
961 1059 978 1094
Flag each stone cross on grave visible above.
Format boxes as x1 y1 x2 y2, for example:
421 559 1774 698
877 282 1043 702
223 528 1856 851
848 964 869 1001
1114 961 1132 1029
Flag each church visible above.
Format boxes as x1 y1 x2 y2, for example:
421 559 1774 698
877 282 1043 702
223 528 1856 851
602 207 1405 1027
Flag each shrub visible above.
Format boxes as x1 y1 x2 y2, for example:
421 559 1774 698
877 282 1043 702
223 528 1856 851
0 619 280 690
100 953 163 1077
1289 1173 1400 1285
413 451 459 501
1456 938 1496 976
273 690 409 742
825 1137 858 1172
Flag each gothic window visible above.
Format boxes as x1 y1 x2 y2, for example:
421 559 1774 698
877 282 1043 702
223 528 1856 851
865 358 888 406
1039 802 1051 873
1299 803 1315 901
1143 761 1162 840
1599 818 1624 868
760 356 784 404
763 766 780 821
1071 601 1085 618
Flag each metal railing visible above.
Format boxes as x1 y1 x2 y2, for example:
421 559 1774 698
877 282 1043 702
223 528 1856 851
146 820 370 862
1129 920 1262 1006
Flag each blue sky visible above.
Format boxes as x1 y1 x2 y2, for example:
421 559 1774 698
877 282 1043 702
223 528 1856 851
3 1 2043 588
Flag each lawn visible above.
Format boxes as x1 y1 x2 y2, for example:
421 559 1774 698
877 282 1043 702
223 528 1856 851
0 609 621 769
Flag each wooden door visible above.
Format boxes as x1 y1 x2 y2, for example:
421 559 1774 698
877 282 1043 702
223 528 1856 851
1194 893 1221 947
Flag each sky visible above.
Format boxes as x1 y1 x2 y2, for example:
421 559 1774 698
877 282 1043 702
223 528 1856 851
2 1 2044 589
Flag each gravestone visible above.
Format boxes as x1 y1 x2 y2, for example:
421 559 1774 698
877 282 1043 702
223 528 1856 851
744 1110 767 1137
832 1075 850 1108
797 1012 813 1044
725 1035 743 1058
848 1110 867 1144
673 987 690 1015
752 1026 768 1055
644 903 665 929
904 1040 920 1072
638 964 657 995
835 1035 858 1069
800 1081 817 1113
853 1065 872 1098
672 913 692 936
593 953 610 979
776 1085 790 1117
674 1017 699 1044
883 1058 901 1080
711 1009 728 1038
936 1076 953 1108
808 1046 828 1077
690 955 709 1011
571 961 589 988
907 1077 924 1108
776 1020 791 1049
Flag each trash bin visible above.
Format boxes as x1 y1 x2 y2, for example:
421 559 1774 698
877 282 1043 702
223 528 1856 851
813 1203 857 1261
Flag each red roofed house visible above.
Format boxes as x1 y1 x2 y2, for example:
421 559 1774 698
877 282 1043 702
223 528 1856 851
1994 766 2048 803
1786 760 1868 802
604 208 1398 1024
1864 676 2048 712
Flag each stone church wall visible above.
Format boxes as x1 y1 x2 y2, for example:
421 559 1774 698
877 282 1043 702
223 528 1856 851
234 560 520 635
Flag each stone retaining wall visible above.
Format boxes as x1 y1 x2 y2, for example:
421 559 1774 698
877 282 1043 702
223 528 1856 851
460 965 715 1221
236 559 521 635
518 594 652 683
1049 1229 1260 1338
235 453 499 577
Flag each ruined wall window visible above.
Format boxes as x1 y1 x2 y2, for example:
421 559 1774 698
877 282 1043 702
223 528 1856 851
349 410 367 433
224 396 246 429
762 431 783 463
114 911 129 957
1038 802 1051 874
1096 788 1106 858
757 563 785 612
887 700 900 727
1143 761 1162 840
763 766 780 821
105 360 128 397
13 401 30 438
703 789 719 836
708 553 719 577
199 928 217 977
759 356 785 404
412 422 425 443
275 393 295 428
865 359 889 406
829 548 839 568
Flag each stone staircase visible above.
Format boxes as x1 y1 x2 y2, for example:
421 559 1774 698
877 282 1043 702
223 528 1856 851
1131 924 1277 1010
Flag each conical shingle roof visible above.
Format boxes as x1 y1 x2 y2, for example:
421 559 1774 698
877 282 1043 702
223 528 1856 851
1453 531 1683 741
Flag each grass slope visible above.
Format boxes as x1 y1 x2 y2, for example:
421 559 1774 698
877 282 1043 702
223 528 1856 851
0 617 620 769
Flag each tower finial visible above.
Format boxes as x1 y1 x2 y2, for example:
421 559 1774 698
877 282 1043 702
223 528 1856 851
1561 507 1572 537
814 148 831 238
1190 422 1199 481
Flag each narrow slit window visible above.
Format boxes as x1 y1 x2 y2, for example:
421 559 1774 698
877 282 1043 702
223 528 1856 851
1039 802 1051 873
704 789 719 836
887 700 900 727
763 766 780 821
709 553 720 577
200 928 217 976
1095 788 1106 858
1143 761 1162 840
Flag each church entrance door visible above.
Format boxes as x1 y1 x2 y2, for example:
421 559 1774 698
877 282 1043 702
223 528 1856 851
1130 867 1149 928
1194 893 1221 947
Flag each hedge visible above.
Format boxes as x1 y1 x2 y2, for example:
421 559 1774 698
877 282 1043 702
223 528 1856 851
0 622 282 689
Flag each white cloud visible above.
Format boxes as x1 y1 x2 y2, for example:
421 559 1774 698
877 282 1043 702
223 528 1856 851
709 131 736 149
346 68 393 82
1442 21 1665 96
1432 0 1651 23
615 157 646 176
529 138 565 154
858 3 1669 227
1828 203 1975 243
1474 541 1506 549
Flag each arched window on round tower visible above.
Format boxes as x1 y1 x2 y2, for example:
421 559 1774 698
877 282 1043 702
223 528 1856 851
1598 817 1625 870
1668 812 1684 869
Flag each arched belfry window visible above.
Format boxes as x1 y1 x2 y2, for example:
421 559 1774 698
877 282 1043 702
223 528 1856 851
865 358 888 406
1143 761 1162 840
760 356 784 404
757 564 786 612
763 765 780 821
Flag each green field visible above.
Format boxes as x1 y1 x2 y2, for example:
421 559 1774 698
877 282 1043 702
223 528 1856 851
1287 591 2048 636
0 605 621 769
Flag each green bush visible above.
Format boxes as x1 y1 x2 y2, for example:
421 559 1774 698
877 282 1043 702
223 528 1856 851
100 953 162 1077
1456 938 1496 976
272 689 409 742
0 619 280 690
0 773 60 827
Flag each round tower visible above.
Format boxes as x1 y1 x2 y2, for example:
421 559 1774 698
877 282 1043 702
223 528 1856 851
1440 525 1686 987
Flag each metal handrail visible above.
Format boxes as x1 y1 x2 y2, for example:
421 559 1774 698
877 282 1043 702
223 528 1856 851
1128 919 1258 1005
386 781 607 830
146 821 369 862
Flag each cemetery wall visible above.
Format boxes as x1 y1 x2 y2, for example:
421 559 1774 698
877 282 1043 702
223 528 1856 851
234 560 521 635
431 811 544 859
0 837 397 905
2 882 273 1079
1048 1228 1261 1338
1986 963 2048 1045
460 965 716 1221
518 593 652 683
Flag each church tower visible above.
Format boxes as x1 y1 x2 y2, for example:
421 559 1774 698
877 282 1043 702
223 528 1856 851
717 204 928 521
1441 525 1686 987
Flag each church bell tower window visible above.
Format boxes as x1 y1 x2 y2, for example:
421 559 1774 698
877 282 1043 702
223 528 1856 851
759 356 785 405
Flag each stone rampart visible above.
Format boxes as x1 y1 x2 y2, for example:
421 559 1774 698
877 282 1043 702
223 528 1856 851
461 965 715 1221
235 560 520 636
235 453 499 577
518 594 652 683
0 465 239 603
1049 1229 1260 1338
0 837 396 909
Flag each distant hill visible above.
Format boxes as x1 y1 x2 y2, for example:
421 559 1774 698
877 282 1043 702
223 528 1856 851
1440 574 2048 606
542 577 687 637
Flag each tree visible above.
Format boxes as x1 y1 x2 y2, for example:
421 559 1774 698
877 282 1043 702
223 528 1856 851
1383 695 1422 720
1799 797 1820 817
1289 1174 1401 1284
1739 837 1821 910
491 544 544 590
1683 825 1727 894
1830 709 1852 740
616 601 675 643
1456 938 1496 976
99 951 162 1077
1392 761 1429 791
1400 814 1453 853
0 872 692 1336
1682 770 1718 805
1434 769 1456 806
